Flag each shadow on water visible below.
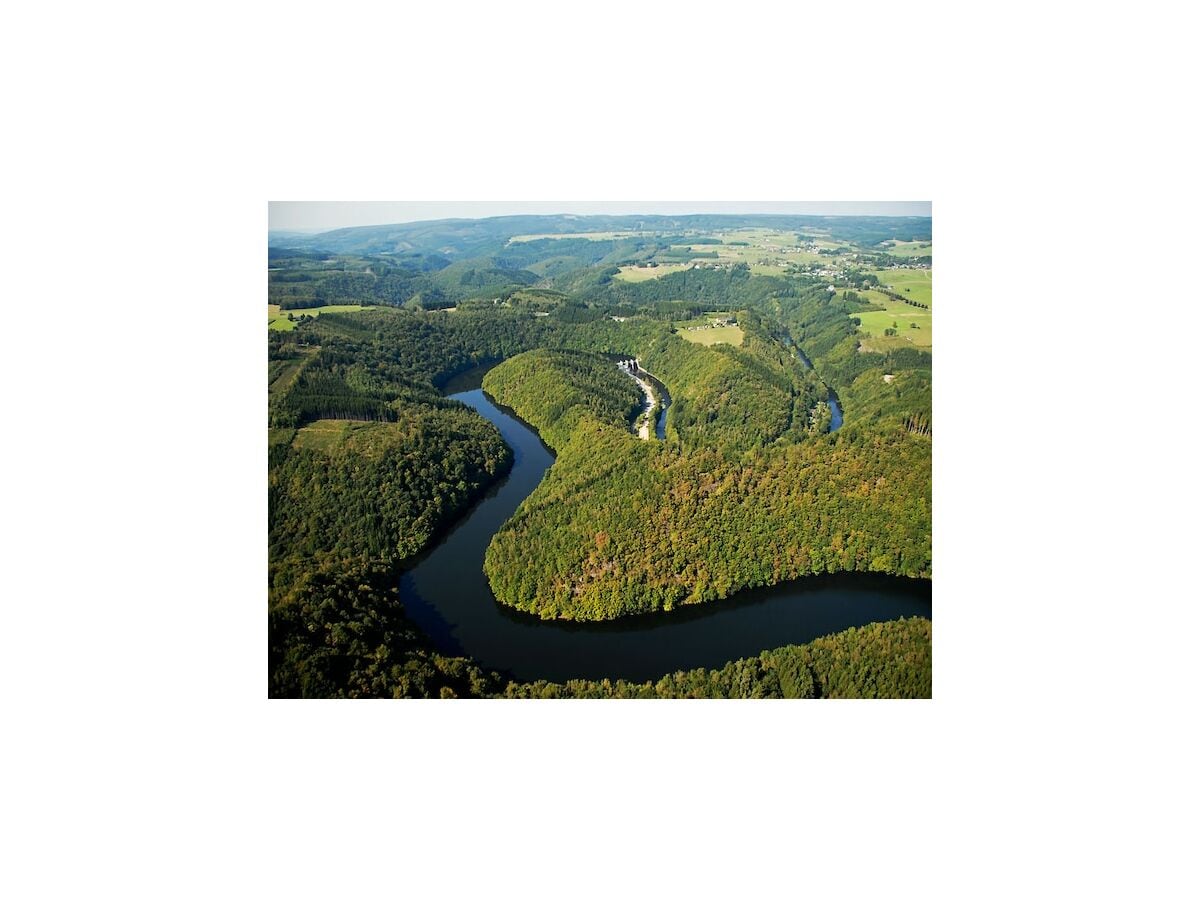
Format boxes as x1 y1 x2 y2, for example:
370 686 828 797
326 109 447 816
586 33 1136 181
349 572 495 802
437 359 502 395
399 386 928 683
828 388 844 432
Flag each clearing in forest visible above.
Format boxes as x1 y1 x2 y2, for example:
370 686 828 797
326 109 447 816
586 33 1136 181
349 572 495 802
615 263 690 282
268 304 373 331
290 419 387 452
675 314 745 346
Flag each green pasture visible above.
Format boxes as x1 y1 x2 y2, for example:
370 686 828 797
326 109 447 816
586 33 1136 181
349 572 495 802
749 263 788 276
881 240 933 258
853 289 932 351
868 268 933 307
680 325 745 346
674 313 745 346
268 304 373 331
615 263 690 282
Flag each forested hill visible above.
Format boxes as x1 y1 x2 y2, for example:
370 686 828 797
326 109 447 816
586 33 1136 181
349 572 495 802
268 214 932 257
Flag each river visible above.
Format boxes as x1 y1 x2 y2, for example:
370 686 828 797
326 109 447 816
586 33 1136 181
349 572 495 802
828 390 843 431
399 385 929 683
782 335 842 433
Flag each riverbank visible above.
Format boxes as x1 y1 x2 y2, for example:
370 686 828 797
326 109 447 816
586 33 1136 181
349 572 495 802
616 358 659 440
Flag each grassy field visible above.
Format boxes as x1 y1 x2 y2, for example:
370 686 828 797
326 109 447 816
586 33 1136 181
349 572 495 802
880 240 933 258
749 263 788 276
268 304 373 331
674 314 745 346
853 289 932 351
290 419 384 452
615 263 690 282
868 268 933 307
679 325 744 346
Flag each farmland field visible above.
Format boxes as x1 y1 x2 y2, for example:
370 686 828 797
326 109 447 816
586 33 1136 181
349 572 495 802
268 304 373 331
749 263 788 276
853 289 932 351
868 268 933 307
880 240 933 258
615 263 689 282
674 314 745 346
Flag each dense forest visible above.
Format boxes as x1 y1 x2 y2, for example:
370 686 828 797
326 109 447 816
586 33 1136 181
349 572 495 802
478 311 929 620
480 349 642 445
267 214 933 698
484 372 930 619
269 401 512 610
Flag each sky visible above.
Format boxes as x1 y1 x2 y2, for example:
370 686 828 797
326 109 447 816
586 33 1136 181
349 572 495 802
268 201 931 233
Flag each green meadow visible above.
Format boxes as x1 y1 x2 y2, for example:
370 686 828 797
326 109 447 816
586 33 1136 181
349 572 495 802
868 268 933 307
268 304 373 331
674 314 745 346
854 289 932 351
615 263 690 282
880 240 933 258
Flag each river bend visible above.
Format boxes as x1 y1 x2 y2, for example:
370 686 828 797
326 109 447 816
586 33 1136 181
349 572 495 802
399 388 928 683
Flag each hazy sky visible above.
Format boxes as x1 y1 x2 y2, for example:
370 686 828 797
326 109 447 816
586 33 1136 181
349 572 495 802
269 201 931 233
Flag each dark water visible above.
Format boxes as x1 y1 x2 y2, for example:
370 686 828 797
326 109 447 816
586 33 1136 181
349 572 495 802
438 360 500 395
399 389 930 683
641 371 671 440
828 390 843 432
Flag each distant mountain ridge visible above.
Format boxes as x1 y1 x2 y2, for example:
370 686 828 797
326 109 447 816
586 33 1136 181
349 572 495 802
268 214 932 256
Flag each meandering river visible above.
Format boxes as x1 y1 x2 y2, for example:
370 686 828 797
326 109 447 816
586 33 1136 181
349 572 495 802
399 383 929 683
